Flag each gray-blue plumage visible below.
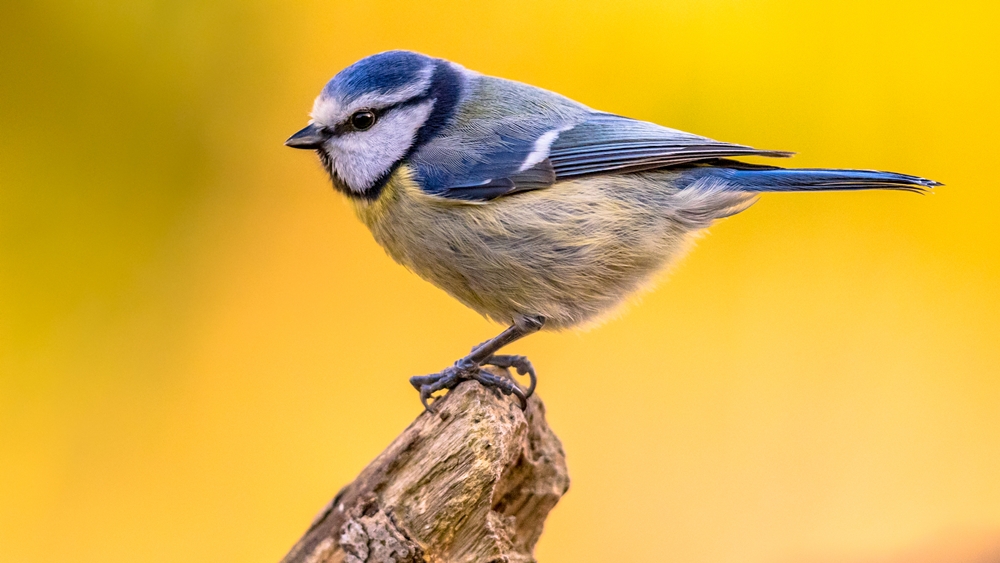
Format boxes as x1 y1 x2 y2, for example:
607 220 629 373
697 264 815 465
287 50 940 407
294 50 938 203
547 112 793 177
683 166 938 193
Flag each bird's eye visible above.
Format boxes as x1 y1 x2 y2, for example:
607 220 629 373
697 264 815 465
350 110 376 131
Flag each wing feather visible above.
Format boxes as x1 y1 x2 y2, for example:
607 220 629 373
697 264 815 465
547 113 792 179
409 79 791 202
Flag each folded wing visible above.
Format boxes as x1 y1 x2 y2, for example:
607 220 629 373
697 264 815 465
548 113 791 179
414 110 792 202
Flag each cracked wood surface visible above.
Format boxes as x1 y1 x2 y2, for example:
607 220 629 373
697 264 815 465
279 377 569 563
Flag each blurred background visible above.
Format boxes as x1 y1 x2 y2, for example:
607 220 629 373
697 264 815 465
2 0 999 562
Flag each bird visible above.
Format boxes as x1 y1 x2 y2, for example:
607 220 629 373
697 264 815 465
285 50 939 410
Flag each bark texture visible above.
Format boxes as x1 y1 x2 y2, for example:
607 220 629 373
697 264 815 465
280 377 569 563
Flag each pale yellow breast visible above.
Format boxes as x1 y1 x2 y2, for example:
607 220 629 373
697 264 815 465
350 167 750 329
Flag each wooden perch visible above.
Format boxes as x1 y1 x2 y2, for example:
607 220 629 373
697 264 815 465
280 376 570 563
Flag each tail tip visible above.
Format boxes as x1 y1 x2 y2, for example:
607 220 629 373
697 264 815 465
908 176 943 194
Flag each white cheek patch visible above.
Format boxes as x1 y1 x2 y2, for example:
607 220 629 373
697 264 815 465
328 100 435 193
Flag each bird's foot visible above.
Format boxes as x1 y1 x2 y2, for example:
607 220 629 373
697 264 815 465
482 354 537 399
410 355 535 412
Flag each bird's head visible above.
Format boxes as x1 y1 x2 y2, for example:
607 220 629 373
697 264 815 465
286 50 463 198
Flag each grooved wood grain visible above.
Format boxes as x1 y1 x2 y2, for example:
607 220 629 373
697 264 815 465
280 377 569 563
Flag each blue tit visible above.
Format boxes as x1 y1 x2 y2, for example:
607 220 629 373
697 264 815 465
286 50 939 409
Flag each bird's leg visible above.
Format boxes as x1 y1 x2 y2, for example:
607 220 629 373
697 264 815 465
409 315 544 411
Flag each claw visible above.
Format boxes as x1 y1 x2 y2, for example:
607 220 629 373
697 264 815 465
410 319 544 410
420 388 434 412
513 387 527 410
471 368 529 410
409 354 536 411
411 366 462 412
482 355 537 399
508 384 528 410
408 321 542 411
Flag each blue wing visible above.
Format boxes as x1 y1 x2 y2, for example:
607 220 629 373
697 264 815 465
408 127 564 201
407 74 588 201
404 70 790 201
548 113 792 178
410 107 792 201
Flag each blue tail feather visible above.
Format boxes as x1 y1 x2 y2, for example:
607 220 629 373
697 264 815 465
687 167 941 194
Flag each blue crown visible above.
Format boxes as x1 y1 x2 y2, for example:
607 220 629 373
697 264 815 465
321 50 434 103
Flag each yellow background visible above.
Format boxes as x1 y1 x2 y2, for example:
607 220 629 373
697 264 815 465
2 1 998 562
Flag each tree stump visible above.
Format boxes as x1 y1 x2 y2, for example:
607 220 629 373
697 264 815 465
279 377 569 563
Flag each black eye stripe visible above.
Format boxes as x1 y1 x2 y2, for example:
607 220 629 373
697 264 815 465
331 76 451 137
325 61 461 202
